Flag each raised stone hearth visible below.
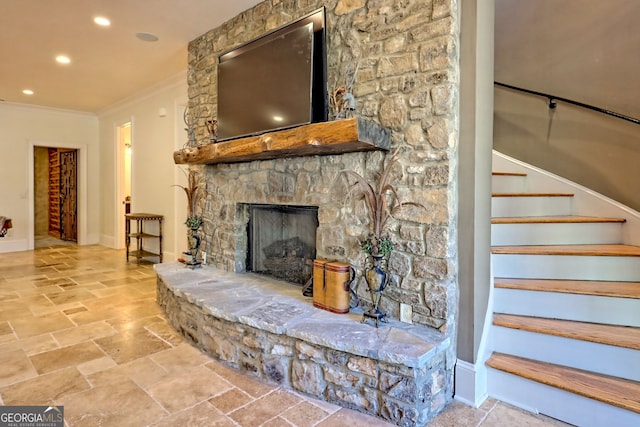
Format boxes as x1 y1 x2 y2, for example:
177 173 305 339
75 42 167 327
156 263 453 426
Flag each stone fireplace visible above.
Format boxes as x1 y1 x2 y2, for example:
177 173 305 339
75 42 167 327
162 1 461 425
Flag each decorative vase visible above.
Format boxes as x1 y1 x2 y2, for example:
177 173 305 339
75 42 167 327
362 254 389 327
184 226 202 269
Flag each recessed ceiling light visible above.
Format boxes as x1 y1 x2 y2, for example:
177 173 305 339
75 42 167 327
94 16 111 27
23 89 34 95
136 32 159 42
56 55 71 64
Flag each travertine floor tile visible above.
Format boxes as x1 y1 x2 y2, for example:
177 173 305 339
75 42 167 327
316 408 396 426
10 311 75 339
10 332 60 355
0 291 19 301
94 326 171 364
52 320 116 347
90 284 146 299
0 301 30 322
143 318 184 346
427 399 489 427
0 348 38 388
150 343 213 375
0 367 90 405
0 320 12 336
18 285 64 299
280 400 332 427
87 355 167 388
228 389 304 427
63 306 88 315
32 277 75 288
208 388 254 414
146 364 234 413
69 272 111 284
45 288 97 305
29 301 86 317
62 378 166 427
482 402 569 427
65 304 118 325
206 362 275 398
149 402 235 427
261 417 295 427
30 341 105 374
76 356 118 376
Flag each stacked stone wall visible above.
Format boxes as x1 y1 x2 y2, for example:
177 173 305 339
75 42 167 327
187 0 459 336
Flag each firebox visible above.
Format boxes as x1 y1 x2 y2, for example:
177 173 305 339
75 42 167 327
246 204 318 285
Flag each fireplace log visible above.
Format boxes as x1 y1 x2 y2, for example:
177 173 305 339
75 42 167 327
173 117 390 165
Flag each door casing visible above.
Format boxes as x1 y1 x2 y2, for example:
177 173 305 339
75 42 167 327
28 140 88 249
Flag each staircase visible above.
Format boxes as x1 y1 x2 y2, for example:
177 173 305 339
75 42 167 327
486 157 640 426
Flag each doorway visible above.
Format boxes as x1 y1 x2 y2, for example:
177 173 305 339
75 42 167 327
115 121 132 249
34 146 78 247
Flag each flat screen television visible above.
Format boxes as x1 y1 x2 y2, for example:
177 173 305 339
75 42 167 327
216 8 327 142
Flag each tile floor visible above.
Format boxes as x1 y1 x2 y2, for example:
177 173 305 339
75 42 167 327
0 245 570 426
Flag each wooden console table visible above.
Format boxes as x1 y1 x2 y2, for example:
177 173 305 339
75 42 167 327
125 213 163 263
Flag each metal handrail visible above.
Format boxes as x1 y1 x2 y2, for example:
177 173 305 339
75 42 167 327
495 81 639 125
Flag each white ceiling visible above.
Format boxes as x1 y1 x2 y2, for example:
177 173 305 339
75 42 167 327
0 0 262 113
495 0 640 119
2 1 637 119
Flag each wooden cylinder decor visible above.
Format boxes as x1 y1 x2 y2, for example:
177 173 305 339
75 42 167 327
313 259 353 314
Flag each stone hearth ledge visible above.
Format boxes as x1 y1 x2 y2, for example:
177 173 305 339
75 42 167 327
155 262 448 367
155 262 453 426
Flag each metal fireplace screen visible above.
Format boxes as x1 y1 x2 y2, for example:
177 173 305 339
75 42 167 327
247 204 318 285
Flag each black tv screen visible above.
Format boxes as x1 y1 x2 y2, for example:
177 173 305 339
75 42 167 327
217 9 327 141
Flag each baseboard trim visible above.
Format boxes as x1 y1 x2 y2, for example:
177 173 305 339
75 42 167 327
0 239 29 253
100 234 116 249
455 359 489 407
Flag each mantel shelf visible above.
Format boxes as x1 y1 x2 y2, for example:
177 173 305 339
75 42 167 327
173 117 391 165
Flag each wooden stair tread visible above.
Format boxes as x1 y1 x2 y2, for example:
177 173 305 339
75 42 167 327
492 192 574 197
493 313 640 350
492 244 640 257
486 352 640 414
493 171 527 177
492 215 626 224
494 277 640 299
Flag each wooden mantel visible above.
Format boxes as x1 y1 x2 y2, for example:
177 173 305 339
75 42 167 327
173 117 391 165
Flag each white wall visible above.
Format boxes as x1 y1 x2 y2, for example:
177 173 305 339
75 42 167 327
97 76 188 261
0 103 99 252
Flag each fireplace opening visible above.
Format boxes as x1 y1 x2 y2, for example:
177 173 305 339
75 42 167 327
247 204 318 285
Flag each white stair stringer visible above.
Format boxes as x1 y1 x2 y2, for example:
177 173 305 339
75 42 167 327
492 326 640 381
488 368 640 427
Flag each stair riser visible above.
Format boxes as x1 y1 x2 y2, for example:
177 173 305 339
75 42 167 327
492 175 526 193
492 253 640 282
494 288 640 326
491 222 623 246
487 369 640 427
492 197 572 217
492 326 640 381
